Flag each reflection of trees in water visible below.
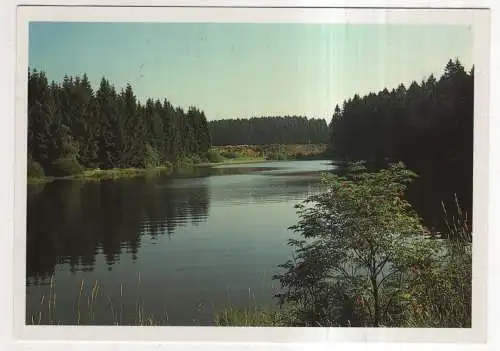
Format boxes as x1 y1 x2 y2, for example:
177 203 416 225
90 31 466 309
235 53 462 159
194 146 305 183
140 174 210 237
26 175 210 280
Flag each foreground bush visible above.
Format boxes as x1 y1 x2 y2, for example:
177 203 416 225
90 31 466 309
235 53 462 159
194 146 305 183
273 162 471 327
402 197 472 327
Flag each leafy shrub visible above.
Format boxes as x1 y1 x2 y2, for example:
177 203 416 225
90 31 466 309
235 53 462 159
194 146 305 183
190 154 202 164
51 157 84 176
207 150 225 163
274 162 472 327
220 151 238 159
274 162 436 327
27 159 45 178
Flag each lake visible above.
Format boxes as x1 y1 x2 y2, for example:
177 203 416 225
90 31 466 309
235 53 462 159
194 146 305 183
26 160 336 325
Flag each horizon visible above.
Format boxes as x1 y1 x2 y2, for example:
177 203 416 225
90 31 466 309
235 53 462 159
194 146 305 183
29 22 473 121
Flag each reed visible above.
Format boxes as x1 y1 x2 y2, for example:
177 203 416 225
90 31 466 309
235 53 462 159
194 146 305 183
28 274 164 326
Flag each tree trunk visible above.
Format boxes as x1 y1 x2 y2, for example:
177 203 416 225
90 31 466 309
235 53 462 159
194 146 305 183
371 275 380 326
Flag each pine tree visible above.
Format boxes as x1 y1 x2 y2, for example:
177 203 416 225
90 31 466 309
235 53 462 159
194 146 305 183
96 77 120 169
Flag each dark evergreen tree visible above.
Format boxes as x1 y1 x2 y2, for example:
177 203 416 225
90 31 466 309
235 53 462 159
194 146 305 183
96 78 121 169
208 116 329 146
328 59 474 232
28 70 212 174
28 70 57 168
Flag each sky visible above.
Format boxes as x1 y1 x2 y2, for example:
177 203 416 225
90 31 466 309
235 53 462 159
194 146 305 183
29 22 473 121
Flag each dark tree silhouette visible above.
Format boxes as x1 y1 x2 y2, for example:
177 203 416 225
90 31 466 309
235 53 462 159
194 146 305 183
27 70 211 175
328 59 473 232
208 116 329 146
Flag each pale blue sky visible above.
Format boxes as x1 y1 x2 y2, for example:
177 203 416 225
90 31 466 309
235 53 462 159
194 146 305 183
29 22 473 120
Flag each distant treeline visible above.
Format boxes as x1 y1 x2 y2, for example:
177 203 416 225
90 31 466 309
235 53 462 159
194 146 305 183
28 69 211 177
208 116 329 146
329 59 474 228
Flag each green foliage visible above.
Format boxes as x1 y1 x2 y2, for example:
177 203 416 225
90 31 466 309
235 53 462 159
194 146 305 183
214 308 285 326
143 143 161 169
71 166 171 181
28 69 211 175
51 157 84 176
403 238 471 327
220 151 238 159
274 163 439 327
267 152 287 160
402 197 472 327
207 149 226 163
213 144 327 161
189 154 203 164
27 158 45 178
328 58 473 229
209 116 329 146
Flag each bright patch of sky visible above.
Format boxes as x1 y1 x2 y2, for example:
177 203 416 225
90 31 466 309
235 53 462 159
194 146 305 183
29 22 472 120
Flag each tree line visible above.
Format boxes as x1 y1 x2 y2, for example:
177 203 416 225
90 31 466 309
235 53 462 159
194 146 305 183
28 69 211 177
328 59 474 228
208 116 329 146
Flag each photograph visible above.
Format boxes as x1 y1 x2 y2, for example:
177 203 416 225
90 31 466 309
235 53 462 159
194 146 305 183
22 7 482 332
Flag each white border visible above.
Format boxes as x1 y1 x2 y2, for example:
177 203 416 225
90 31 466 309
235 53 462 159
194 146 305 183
0 1 496 350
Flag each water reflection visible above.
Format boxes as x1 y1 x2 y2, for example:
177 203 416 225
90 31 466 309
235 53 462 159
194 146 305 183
26 160 337 325
26 175 211 283
25 158 469 325
27 161 334 283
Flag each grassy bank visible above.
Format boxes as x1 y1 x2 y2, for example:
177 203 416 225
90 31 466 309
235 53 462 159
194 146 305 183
196 156 266 167
27 144 327 184
28 165 173 184
212 144 328 161
27 176 55 185
70 166 171 181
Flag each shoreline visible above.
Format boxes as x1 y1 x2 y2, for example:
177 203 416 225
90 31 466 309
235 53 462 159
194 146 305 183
195 157 266 167
27 155 329 185
27 166 172 184
26 158 268 184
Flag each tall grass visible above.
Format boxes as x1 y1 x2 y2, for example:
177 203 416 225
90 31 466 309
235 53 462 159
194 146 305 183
441 193 472 242
28 275 166 326
213 286 284 326
214 306 284 326
28 276 281 326
402 194 472 327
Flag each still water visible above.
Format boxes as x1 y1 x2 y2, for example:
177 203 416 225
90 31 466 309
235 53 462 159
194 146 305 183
26 160 335 325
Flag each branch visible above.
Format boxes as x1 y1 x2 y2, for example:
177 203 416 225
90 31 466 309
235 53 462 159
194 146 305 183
352 248 372 269
377 269 400 289
382 295 395 318
375 256 389 276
